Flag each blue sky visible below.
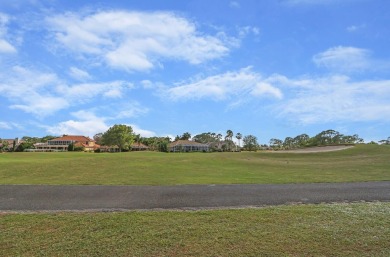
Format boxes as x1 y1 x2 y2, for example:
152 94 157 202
1 0 389 143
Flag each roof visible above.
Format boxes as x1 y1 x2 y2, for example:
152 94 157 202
74 142 100 149
168 140 208 147
50 135 94 142
0 139 24 145
131 143 149 148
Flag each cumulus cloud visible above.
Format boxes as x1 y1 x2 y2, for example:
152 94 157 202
0 66 68 116
277 75 390 124
46 110 109 137
165 67 283 103
129 124 157 137
46 10 237 72
0 65 135 117
45 110 156 138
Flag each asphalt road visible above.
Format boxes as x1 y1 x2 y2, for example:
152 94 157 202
1 182 389 212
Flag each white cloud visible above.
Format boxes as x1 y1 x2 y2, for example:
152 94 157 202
165 67 283 103
0 13 17 53
0 121 17 130
346 24 366 32
313 46 390 73
313 46 371 72
113 102 149 119
69 67 92 81
238 26 260 38
10 95 69 116
0 66 68 116
129 124 157 137
57 81 131 100
46 110 109 137
277 75 390 124
0 65 135 117
46 110 156 138
0 39 16 53
251 82 283 99
46 10 236 72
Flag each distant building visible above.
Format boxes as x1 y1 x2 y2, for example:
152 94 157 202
0 138 24 151
131 143 149 151
168 140 209 152
99 145 120 153
35 135 99 152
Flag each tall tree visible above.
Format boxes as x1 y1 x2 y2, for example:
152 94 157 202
0 139 9 152
283 137 294 150
180 132 191 140
293 134 310 148
225 130 234 151
243 135 258 151
269 138 283 150
101 124 134 152
93 133 103 145
235 132 242 151
216 133 223 151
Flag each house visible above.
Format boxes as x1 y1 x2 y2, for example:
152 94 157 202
35 135 99 152
168 140 209 152
131 142 149 151
0 138 24 151
99 145 120 152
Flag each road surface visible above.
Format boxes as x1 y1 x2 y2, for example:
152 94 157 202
1 182 389 212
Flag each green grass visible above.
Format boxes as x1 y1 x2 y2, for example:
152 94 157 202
1 144 389 185
1 202 389 256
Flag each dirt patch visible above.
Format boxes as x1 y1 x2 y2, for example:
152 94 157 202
276 145 354 153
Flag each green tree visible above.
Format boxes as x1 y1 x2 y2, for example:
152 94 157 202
93 133 103 145
225 130 234 151
180 132 191 140
293 134 310 148
15 142 34 152
101 124 134 152
269 138 283 150
243 135 258 151
68 143 75 151
283 137 294 150
235 133 242 151
40 135 56 143
0 139 9 152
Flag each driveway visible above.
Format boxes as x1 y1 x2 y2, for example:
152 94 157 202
1 182 389 212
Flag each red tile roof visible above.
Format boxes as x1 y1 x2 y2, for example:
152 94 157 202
50 135 94 142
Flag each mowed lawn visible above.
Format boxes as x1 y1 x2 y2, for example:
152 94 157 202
0 144 389 185
1 202 389 256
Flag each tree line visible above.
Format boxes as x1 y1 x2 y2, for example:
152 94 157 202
268 129 364 150
1 125 389 152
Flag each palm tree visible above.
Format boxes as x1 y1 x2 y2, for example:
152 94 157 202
226 130 233 151
236 133 242 151
217 133 222 150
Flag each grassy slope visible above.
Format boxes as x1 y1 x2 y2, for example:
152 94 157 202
1 202 389 256
0 144 389 185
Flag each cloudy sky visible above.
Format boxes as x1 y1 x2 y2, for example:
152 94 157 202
1 0 389 143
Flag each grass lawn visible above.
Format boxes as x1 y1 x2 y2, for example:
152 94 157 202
1 144 389 185
1 202 389 256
